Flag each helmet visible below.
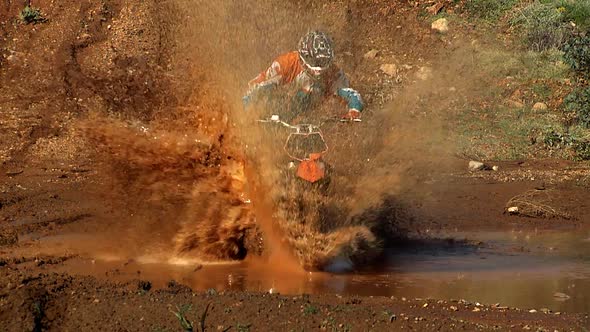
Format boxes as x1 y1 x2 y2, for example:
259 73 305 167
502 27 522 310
298 31 334 76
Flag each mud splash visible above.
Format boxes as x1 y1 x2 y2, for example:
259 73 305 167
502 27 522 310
73 0 487 272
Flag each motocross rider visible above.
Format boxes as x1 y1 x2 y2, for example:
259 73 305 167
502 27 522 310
242 31 364 121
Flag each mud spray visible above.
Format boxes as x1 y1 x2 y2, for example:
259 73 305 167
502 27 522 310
78 0 479 272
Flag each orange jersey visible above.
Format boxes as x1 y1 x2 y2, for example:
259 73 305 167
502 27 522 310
246 51 363 112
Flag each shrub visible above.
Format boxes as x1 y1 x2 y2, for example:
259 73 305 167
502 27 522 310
574 140 590 160
563 33 590 76
554 0 590 29
542 128 590 160
564 86 590 128
511 1 572 51
465 0 518 21
19 5 46 24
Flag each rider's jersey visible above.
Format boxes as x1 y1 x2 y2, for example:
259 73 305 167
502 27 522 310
245 51 363 112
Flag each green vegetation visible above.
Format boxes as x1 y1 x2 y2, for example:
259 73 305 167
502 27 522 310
509 0 590 51
564 86 590 128
510 2 572 51
236 323 251 332
465 0 518 21
170 303 210 332
554 0 590 29
303 304 319 315
452 0 590 161
563 33 590 76
19 5 47 24
543 126 590 160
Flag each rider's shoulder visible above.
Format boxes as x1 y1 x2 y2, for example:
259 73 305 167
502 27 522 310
274 51 303 73
276 51 300 64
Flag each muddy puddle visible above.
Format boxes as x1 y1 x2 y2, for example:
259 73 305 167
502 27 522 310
29 229 590 313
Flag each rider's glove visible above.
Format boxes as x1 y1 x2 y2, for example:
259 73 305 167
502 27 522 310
341 109 361 122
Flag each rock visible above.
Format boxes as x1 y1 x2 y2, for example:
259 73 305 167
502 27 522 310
492 165 499 171
450 306 458 311
468 160 485 171
532 102 548 111
553 292 570 300
364 49 379 59
529 309 537 313
507 206 519 214
416 66 433 80
431 18 449 33
380 63 398 76
79 33 91 41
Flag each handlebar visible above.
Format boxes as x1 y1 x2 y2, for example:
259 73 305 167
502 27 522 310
257 115 361 132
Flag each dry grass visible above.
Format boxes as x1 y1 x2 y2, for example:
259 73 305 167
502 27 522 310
506 189 572 220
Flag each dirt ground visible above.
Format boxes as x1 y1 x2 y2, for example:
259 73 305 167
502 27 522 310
1 0 590 331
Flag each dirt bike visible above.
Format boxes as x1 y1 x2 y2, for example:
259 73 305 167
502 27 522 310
255 114 360 191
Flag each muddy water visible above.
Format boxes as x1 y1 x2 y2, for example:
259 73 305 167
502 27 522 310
42 229 590 313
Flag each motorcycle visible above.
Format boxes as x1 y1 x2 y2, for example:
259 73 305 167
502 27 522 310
257 114 328 183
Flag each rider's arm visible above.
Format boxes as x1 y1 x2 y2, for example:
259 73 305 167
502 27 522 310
243 52 301 108
332 69 364 118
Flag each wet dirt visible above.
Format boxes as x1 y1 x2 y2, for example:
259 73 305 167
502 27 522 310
15 228 590 315
2 0 590 330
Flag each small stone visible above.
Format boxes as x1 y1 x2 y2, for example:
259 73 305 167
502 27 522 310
79 33 91 41
416 66 433 80
380 63 398 76
364 49 379 59
507 206 519 214
529 309 537 313
472 307 481 312
553 292 570 300
532 102 548 111
450 306 458 311
422 303 428 308
469 160 485 171
431 18 449 33
492 165 499 171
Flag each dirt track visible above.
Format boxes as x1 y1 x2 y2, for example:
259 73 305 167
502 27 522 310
1 0 590 331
